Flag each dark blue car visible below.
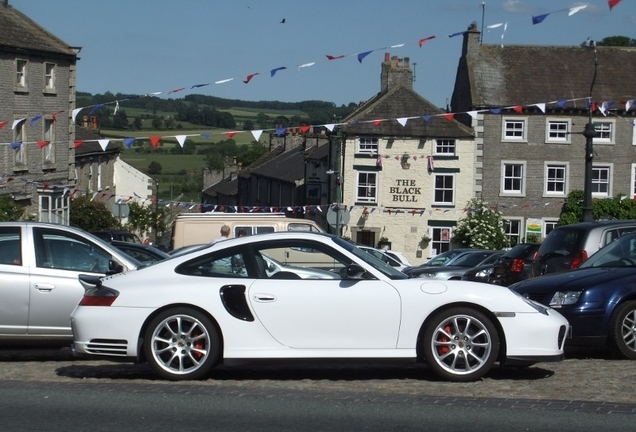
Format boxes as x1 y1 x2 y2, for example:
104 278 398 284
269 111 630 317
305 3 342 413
510 232 636 359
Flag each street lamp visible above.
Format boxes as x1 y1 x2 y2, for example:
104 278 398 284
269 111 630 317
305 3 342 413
581 39 599 223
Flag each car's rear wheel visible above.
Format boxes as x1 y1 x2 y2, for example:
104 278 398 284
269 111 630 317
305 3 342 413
609 301 636 359
422 307 499 382
144 307 220 380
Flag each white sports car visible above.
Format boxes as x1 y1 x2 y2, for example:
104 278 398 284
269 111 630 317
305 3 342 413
71 232 569 382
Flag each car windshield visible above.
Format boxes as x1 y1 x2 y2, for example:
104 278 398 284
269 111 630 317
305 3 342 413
538 227 585 258
334 238 407 279
424 250 466 266
451 252 495 268
579 234 636 268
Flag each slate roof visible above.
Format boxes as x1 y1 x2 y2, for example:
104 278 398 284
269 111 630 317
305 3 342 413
0 3 77 57
342 85 474 138
248 145 307 183
457 32 636 110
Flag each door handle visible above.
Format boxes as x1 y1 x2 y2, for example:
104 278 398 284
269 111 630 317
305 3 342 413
253 294 276 302
35 283 55 292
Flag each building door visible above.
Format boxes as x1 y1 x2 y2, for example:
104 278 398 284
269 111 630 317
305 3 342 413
355 230 375 247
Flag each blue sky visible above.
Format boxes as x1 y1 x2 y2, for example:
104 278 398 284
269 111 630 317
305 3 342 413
10 0 635 109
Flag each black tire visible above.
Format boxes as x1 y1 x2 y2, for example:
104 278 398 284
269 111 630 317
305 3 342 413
608 301 636 360
143 307 221 380
422 307 499 382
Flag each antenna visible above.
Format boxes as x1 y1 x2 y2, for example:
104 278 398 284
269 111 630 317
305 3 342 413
480 2 486 45
412 62 417 83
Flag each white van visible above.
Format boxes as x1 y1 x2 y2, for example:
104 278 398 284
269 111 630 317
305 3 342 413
170 213 325 249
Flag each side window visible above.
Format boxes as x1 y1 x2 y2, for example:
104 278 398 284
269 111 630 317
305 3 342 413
288 223 318 232
257 240 347 279
0 227 22 266
33 228 112 273
176 247 250 278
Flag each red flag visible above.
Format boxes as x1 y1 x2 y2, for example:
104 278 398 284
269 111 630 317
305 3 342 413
443 113 455 122
168 87 185 94
226 132 236 138
299 125 311 134
149 136 161 148
512 105 523 113
0 121 8 130
74 140 83 148
608 0 622 10
372 119 383 126
418 36 436 47
243 73 259 84
37 140 50 148
326 54 344 60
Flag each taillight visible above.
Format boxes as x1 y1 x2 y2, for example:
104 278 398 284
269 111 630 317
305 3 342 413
509 258 525 273
570 250 588 269
78 287 119 306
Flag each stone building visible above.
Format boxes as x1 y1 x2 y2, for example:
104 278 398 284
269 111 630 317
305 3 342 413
341 53 475 264
451 24 636 241
0 0 79 223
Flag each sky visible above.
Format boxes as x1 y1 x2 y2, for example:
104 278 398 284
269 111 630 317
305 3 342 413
9 0 636 109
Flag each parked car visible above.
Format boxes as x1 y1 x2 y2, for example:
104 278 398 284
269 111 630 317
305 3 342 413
488 243 540 286
0 222 141 343
461 262 496 284
381 249 411 267
404 250 501 279
91 230 142 244
357 245 409 271
512 231 636 359
532 220 636 277
71 231 568 382
109 241 171 266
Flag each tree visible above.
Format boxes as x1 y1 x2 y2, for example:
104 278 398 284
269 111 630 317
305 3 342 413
559 190 636 225
148 161 162 175
0 195 24 221
597 36 636 47
452 198 508 250
133 116 142 130
70 195 121 231
111 109 129 129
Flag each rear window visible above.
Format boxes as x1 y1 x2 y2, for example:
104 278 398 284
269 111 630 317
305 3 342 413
538 228 585 258
505 244 540 259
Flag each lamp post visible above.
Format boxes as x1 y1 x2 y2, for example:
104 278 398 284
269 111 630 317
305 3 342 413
581 39 599 223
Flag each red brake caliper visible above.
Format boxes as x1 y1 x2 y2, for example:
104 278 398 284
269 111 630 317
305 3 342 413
437 325 452 355
192 329 205 360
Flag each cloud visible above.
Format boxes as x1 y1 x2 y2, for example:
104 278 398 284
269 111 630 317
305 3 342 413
502 0 540 14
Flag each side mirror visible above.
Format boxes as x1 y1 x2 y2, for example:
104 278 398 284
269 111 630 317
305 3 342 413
107 260 124 275
346 263 371 279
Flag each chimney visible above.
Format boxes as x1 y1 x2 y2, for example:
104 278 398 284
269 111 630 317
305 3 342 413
461 21 481 58
380 53 413 93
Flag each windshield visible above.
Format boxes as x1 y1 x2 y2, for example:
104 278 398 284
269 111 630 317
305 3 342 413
451 252 495 267
580 234 636 268
424 250 466 266
334 237 407 279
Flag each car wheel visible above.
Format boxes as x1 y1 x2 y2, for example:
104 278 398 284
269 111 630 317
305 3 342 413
144 307 221 380
422 307 499 382
609 301 636 360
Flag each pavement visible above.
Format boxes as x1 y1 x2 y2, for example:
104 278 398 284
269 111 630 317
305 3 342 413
1 345 635 408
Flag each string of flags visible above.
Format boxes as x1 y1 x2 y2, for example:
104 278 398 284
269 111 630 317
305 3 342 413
0 0 627 147
2 95 634 151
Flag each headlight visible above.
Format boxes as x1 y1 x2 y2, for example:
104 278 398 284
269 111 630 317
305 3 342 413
476 268 494 277
549 291 582 307
420 273 435 278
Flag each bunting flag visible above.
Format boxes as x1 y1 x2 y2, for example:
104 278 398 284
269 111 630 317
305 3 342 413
243 73 259 84
124 137 136 148
168 87 186 94
149 136 161 148
0 121 7 130
191 83 209 89
74 140 83 148
37 140 49 149
396 117 408 127
532 13 550 25
326 54 345 60
10 141 22 150
226 131 237 138
12 118 26 129
251 130 263 141
89 103 104 115
29 114 43 126
175 135 187 147
299 125 311 134
270 66 287 77
357 51 373 63
608 0 622 10
418 36 435 47
98 139 110 151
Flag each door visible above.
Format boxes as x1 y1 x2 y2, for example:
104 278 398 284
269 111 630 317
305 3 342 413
0 226 29 335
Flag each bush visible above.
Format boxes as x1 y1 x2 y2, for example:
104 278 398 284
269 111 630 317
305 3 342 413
70 195 121 231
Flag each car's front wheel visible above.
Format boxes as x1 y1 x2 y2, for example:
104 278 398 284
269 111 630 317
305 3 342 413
422 307 499 382
609 301 636 359
144 307 220 380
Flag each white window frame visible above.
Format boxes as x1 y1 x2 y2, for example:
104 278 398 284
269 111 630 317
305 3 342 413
356 171 377 203
632 122 636 146
543 220 559 238
503 218 522 247
43 118 55 164
544 162 568 197
434 139 456 155
433 173 455 205
97 160 103 191
44 62 56 92
500 161 526 196
545 118 571 143
631 163 636 199
357 137 378 154
593 121 614 144
13 120 27 167
592 164 612 197
502 117 527 142
16 59 27 89
39 192 70 225
430 227 452 256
